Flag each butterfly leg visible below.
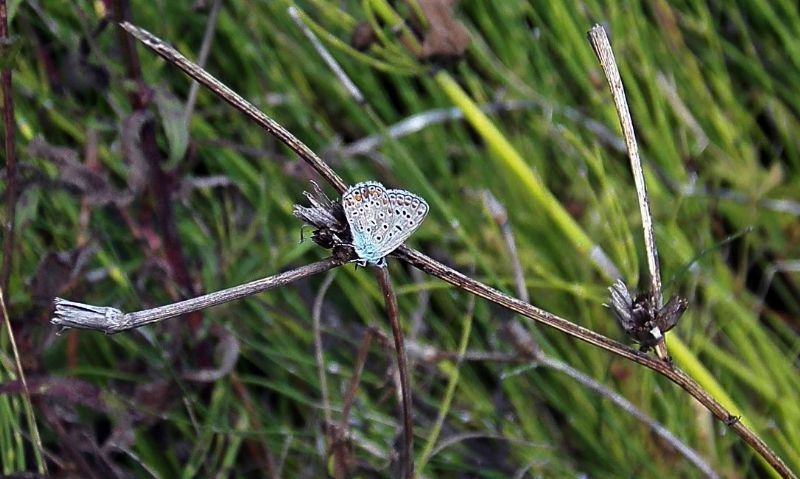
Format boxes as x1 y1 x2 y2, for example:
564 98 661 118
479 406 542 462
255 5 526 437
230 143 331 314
354 258 369 268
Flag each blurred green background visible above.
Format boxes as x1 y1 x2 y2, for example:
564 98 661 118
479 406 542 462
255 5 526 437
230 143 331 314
1 0 799 477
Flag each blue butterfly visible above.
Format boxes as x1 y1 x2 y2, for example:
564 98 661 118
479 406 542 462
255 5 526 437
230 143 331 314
342 181 428 267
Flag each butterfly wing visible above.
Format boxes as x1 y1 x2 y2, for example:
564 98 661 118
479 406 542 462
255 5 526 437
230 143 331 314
375 189 429 256
342 182 395 262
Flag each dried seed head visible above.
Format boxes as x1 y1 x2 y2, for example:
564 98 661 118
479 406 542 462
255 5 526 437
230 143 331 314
292 181 355 259
607 279 687 351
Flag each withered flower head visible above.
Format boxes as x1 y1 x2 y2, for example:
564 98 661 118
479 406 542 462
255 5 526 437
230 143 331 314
292 181 354 262
607 279 687 351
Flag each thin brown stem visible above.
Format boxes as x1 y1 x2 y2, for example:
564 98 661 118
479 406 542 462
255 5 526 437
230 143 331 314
376 267 413 478
230 373 278 479
337 327 377 441
184 0 222 123
115 5 201 328
119 21 347 194
536 356 719 478
52 258 342 333
288 6 364 105
1 0 17 296
587 26 662 306
114 2 145 108
487 195 717 477
332 327 379 479
394 246 794 479
483 191 530 304
312 271 336 440
0 289 47 474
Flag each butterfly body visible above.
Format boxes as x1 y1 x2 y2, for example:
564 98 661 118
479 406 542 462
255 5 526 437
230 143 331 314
342 181 428 266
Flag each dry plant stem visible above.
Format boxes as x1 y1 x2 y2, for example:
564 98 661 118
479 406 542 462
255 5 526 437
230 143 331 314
376 267 413 478
586 25 785 475
53 258 341 333
184 0 222 122
394 246 795 479
1 3 46 473
115 4 201 328
587 26 661 305
340 98 627 157
338 328 376 442
312 271 337 438
0 289 47 474
484 191 530 304
288 6 364 104
115 2 144 107
119 21 347 194
537 356 719 479
1 0 16 295
120 23 793 478
333 328 377 479
287 14 414 474
491 196 716 477
230 373 279 479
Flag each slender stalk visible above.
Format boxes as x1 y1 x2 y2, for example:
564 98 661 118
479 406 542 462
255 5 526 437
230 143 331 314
230 373 279 478
587 26 661 305
537 356 719 478
52 258 342 333
184 0 222 122
0 3 46 473
288 6 364 105
488 193 716 477
416 298 474 477
119 21 348 194
333 327 378 479
0 0 17 297
376 267 413 478
115 2 202 327
312 271 337 440
394 246 794 479
0 289 47 474
337 327 378 443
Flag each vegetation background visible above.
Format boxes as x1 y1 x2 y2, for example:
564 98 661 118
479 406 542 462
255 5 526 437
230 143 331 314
1 0 799 477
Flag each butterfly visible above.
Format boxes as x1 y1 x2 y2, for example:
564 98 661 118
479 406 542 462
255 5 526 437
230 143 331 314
341 181 429 267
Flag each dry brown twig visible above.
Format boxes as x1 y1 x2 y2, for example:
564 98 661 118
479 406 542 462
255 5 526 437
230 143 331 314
1 0 48 473
50 21 796 479
485 191 718 479
0 0 16 295
587 26 687 361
